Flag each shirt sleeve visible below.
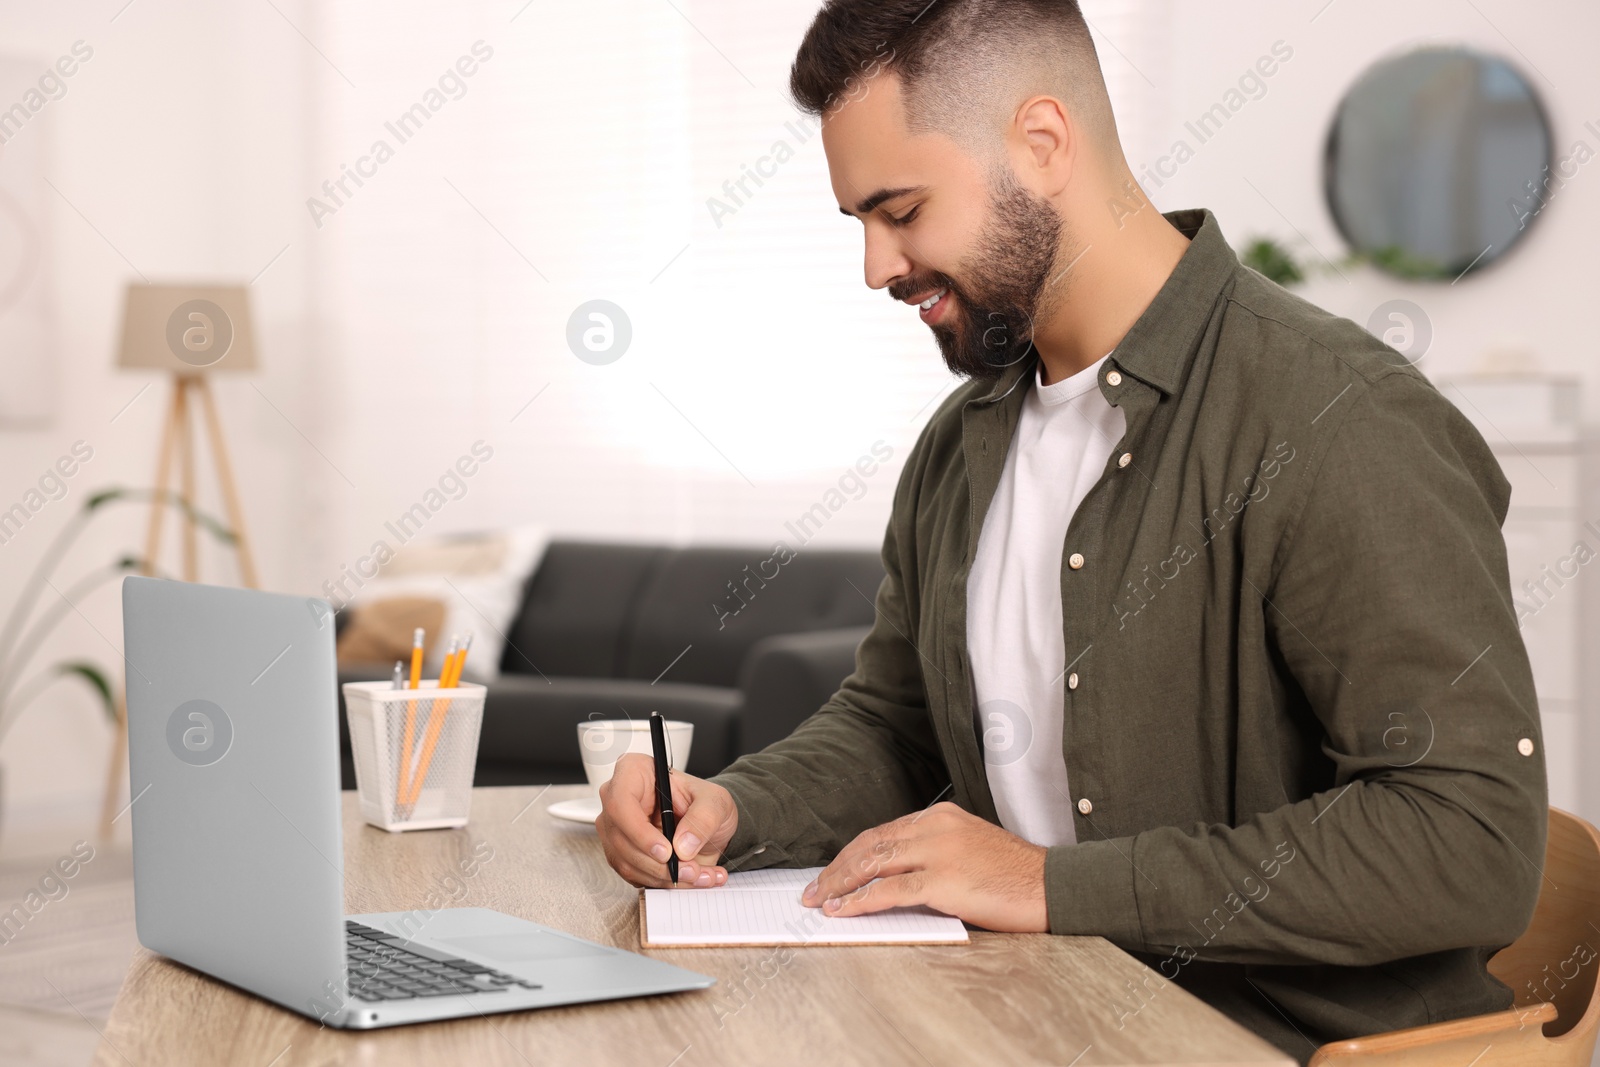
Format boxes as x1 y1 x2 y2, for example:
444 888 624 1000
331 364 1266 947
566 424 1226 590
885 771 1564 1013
708 446 950 872
1045 371 1549 966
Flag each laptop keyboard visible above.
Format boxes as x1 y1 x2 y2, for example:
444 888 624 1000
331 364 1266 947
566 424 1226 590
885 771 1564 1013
345 921 544 1002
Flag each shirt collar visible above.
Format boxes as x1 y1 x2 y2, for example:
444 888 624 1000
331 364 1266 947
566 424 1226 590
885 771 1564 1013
971 207 1233 405
1108 208 1234 396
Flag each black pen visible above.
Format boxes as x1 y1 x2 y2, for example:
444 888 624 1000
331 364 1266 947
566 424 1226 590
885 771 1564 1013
649 711 678 885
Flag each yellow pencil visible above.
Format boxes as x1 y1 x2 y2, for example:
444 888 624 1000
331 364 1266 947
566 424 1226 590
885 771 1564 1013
404 632 473 807
396 628 425 810
448 632 473 686
402 635 456 808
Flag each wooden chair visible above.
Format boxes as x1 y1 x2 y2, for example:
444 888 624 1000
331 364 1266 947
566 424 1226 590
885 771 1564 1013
1310 807 1600 1066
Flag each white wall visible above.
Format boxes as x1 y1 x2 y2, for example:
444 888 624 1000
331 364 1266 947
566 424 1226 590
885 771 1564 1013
1 0 1594 847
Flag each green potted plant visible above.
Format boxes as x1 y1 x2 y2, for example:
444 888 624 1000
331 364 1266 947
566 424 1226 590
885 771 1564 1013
1240 236 1451 286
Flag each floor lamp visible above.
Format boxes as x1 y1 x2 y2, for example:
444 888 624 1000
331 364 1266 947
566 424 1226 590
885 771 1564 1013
100 284 261 836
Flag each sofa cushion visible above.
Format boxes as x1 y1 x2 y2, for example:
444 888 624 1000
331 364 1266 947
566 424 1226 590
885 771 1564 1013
498 541 665 679
475 674 740 780
619 547 884 688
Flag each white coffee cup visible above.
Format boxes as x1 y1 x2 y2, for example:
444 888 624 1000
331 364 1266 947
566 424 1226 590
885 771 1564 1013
577 719 693 790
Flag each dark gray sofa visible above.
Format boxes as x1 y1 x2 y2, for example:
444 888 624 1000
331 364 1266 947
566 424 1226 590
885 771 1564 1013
336 540 882 788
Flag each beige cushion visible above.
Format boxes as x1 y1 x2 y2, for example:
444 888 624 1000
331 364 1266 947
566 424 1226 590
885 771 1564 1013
336 596 447 669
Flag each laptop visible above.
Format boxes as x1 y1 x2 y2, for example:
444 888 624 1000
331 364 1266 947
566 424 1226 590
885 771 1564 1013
121 575 714 1029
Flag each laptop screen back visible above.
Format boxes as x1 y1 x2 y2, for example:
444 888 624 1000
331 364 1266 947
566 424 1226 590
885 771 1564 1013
122 576 348 1019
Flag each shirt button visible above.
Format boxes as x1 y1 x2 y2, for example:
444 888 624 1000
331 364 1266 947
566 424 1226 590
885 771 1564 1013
1518 738 1535 757
1067 672 1079 690
1068 553 1085 570
1118 452 1132 468
1106 371 1123 387
1077 798 1093 815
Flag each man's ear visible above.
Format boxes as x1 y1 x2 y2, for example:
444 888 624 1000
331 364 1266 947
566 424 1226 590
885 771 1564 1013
1013 94 1076 197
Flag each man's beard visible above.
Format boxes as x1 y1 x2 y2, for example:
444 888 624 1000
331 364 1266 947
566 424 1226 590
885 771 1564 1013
896 171 1068 380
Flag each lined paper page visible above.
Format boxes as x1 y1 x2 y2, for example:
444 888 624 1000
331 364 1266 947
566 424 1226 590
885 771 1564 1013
710 867 819 892
642 866 968 945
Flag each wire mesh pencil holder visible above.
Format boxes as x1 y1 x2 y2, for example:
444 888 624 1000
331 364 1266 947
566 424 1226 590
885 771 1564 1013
343 680 487 832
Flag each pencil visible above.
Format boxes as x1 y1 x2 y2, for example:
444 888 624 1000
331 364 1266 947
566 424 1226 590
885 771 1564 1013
403 632 472 807
450 632 473 686
396 628 425 810
444 636 462 687
402 635 456 808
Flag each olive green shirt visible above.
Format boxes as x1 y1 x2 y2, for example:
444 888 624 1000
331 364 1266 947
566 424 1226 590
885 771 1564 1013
708 208 1547 1061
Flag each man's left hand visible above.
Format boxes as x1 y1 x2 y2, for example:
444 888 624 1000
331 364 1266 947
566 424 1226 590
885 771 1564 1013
799 802 1049 932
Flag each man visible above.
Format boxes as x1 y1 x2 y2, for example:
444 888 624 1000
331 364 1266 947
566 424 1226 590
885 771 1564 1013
597 0 1547 1058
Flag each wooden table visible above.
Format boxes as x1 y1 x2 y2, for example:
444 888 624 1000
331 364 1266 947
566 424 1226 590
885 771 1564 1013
94 786 1294 1066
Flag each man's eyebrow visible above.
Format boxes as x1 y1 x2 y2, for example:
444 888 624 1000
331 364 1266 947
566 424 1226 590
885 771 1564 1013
839 185 927 217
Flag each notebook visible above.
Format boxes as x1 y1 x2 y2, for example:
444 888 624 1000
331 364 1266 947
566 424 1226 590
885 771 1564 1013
638 866 970 947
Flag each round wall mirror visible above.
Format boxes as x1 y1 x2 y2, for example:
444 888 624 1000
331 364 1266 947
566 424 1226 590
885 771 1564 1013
1324 47 1551 280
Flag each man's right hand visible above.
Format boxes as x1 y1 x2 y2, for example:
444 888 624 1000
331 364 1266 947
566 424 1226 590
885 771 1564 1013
596 753 739 888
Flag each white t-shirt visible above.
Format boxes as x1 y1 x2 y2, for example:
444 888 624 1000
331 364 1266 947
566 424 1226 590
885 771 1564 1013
967 354 1125 847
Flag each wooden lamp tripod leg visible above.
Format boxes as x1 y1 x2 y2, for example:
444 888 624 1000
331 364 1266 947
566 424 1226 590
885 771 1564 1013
142 378 183 579
176 377 197 583
195 377 259 589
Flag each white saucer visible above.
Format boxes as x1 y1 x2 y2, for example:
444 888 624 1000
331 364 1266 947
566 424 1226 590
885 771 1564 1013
547 796 602 824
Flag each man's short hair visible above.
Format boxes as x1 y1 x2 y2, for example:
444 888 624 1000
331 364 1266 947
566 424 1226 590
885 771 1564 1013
790 0 1119 156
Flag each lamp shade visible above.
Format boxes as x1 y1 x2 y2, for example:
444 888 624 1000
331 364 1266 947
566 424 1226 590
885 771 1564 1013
116 283 258 373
